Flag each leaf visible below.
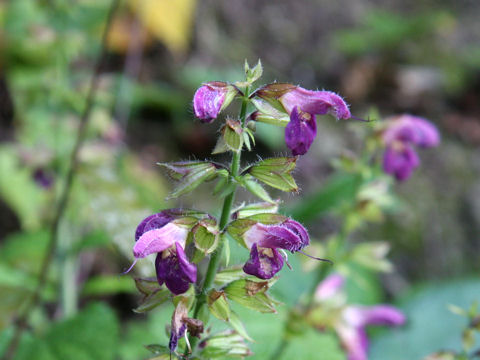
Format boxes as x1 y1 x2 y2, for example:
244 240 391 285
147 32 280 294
134 289 171 313
82 275 136 296
224 119 243 152
200 331 252 358
245 59 263 84
370 278 480 360
6 303 119 360
214 267 246 287
241 175 274 203
145 344 170 355
193 223 219 255
224 279 280 313
248 157 298 192
228 311 253 342
232 201 280 219
208 290 231 321
158 161 218 199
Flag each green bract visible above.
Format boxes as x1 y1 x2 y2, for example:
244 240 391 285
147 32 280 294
247 157 298 192
157 161 219 199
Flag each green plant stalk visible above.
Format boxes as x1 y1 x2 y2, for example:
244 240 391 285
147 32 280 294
187 89 249 354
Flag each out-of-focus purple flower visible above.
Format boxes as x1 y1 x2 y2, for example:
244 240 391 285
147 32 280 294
314 273 344 301
133 210 197 295
255 84 351 155
314 274 405 360
285 107 317 156
382 115 440 181
242 218 309 279
32 168 54 189
193 81 237 123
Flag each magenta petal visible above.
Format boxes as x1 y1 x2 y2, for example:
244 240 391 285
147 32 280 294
244 219 309 253
243 244 284 279
335 324 369 360
315 273 345 301
259 220 309 252
281 88 351 120
193 85 226 123
155 243 197 295
285 106 317 156
135 212 174 242
382 145 420 181
133 223 188 258
383 115 440 148
345 305 406 327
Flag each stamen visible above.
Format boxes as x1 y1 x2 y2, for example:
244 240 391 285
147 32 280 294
121 259 138 274
298 250 333 264
280 249 292 270
350 115 375 123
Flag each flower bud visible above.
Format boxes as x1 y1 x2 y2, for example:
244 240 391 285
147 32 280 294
193 81 238 123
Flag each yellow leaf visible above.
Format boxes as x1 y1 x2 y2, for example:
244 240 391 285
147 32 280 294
129 0 196 54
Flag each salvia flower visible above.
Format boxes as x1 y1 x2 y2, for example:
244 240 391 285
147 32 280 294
193 81 238 123
255 84 351 155
133 210 197 295
313 274 405 360
241 218 310 279
381 115 440 181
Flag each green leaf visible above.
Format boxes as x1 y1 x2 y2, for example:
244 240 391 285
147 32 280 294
245 59 263 84
145 344 170 355
5 303 119 360
223 119 243 152
214 267 246 287
134 277 160 296
82 275 136 296
208 290 231 321
248 157 298 192
370 278 480 360
228 311 253 342
134 288 171 313
200 331 252 358
232 201 280 219
241 175 275 203
251 98 290 127
193 222 219 255
224 279 280 313
158 161 218 199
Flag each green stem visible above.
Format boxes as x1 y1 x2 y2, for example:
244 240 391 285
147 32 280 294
187 88 249 355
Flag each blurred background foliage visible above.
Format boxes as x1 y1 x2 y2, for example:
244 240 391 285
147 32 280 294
0 0 479 359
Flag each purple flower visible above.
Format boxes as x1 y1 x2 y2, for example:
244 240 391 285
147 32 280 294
133 211 197 295
255 84 351 155
193 81 237 123
242 218 309 279
285 107 317 156
382 115 440 181
279 87 351 121
155 242 197 295
314 274 405 360
314 273 344 301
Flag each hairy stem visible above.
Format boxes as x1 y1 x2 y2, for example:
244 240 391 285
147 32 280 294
0 1 120 359
187 89 250 355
